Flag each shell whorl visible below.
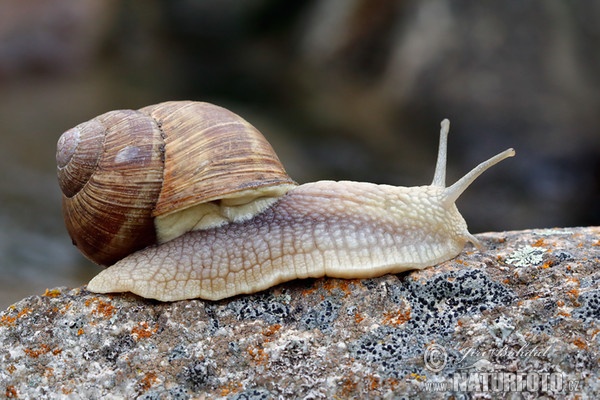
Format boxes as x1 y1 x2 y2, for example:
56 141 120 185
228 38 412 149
57 101 296 266
56 120 104 198
58 109 164 266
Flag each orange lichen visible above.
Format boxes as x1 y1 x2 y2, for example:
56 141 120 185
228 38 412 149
90 300 116 319
132 322 158 340
567 277 581 285
367 375 380 391
1 308 33 327
532 239 546 247
567 288 581 307
43 288 62 297
61 387 73 395
6 365 16 374
339 377 358 396
573 338 587 350
557 311 571 318
262 324 281 338
354 312 364 324
323 279 355 296
77 328 84 336
409 372 427 382
247 345 268 365
23 345 47 358
5 385 17 398
387 377 400 391
301 286 319 296
139 372 158 392
17 308 31 318
382 308 411 326
219 381 242 397
0 315 16 327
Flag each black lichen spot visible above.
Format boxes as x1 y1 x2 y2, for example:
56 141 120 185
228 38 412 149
167 386 189 400
138 387 190 400
394 269 515 338
361 278 383 290
572 289 600 325
230 388 273 400
168 344 189 362
530 323 553 335
300 299 341 332
180 359 214 391
64 315 86 332
99 333 135 363
203 305 220 334
137 392 160 400
228 341 241 354
351 326 424 378
351 269 515 378
550 250 575 264
82 348 99 361
227 295 291 324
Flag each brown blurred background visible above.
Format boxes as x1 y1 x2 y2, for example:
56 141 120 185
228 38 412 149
0 0 599 309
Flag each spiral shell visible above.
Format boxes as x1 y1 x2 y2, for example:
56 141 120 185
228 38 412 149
57 101 297 266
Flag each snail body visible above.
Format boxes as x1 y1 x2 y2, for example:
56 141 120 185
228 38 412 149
56 101 515 301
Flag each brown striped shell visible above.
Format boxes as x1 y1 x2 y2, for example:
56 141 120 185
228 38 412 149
56 101 297 266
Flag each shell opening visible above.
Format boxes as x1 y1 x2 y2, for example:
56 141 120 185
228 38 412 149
154 184 296 243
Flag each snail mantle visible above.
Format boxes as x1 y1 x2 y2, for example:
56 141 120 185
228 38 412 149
56 100 515 301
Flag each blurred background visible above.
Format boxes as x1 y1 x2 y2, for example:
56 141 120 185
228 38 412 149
0 0 599 309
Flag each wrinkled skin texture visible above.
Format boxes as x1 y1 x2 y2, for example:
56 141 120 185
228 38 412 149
88 181 475 301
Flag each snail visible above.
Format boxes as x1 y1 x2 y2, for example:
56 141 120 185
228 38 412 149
56 101 515 301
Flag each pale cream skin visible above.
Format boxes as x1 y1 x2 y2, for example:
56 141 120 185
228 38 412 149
87 121 515 301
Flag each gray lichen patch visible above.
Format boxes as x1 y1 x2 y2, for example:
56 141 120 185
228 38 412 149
505 245 546 266
573 289 600 326
1 227 599 398
351 269 515 378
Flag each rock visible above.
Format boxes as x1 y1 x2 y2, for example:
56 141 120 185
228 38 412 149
1 227 599 399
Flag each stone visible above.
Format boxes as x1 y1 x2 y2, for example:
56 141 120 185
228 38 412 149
1 227 599 398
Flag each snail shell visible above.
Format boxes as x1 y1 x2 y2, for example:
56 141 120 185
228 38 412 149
56 101 515 301
57 101 297 266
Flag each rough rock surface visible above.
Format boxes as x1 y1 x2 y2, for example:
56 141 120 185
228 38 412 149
1 227 599 399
